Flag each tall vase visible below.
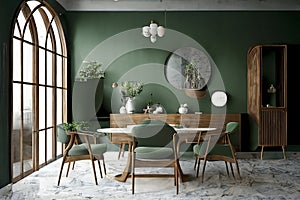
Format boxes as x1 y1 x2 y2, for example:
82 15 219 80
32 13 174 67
125 97 135 113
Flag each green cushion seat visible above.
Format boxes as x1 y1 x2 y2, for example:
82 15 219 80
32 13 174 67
134 146 174 159
68 144 89 156
89 143 107 155
193 143 233 158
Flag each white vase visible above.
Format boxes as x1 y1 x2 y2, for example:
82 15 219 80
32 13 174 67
178 106 188 114
119 106 127 114
125 97 135 113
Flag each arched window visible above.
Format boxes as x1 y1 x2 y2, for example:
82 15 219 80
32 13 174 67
11 0 67 182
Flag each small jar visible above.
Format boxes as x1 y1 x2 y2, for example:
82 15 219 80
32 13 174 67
178 104 188 114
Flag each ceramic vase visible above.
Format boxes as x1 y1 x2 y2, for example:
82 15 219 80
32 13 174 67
125 97 135 113
178 106 188 114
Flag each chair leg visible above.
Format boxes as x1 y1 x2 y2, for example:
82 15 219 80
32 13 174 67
66 162 71 177
229 163 235 179
194 157 197 170
98 160 103 178
131 152 135 194
72 161 75 170
102 158 107 175
196 158 201 178
225 161 229 176
175 162 179 195
57 156 67 186
90 159 98 185
201 159 207 183
235 160 241 179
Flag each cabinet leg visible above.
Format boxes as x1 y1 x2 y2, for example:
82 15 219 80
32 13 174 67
282 146 286 160
260 146 264 160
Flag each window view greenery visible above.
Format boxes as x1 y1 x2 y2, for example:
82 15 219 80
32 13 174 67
11 0 68 183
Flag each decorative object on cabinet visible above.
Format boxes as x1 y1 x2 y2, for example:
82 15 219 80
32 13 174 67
211 90 227 107
165 47 211 98
112 81 144 113
150 103 166 114
142 20 165 43
120 81 144 98
178 103 188 114
247 44 288 159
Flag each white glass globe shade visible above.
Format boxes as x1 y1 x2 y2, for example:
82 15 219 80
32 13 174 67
149 22 157 35
157 26 165 37
150 35 157 43
142 26 150 37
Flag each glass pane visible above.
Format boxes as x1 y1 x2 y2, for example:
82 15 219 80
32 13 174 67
46 87 53 127
17 11 26 37
56 88 62 124
13 22 21 38
27 0 41 10
23 20 33 43
33 8 47 47
39 86 45 129
39 130 45 165
13 39 21 81
47 128 53 162
63 89 68 121
63 58 67 88
52 21 62 55
12 83 21 178
23 43 33 83
39 48 46 85
56 140 62 157
56 55 62 87
46 51 53 86
23 84 33 173
46 32 53 51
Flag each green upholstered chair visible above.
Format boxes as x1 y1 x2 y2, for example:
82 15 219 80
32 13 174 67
193 121 241 183
57 123 107 186
131 119 179 195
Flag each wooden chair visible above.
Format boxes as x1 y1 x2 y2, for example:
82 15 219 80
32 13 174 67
193 122 241 183
57 124 107 186
131 119 179 194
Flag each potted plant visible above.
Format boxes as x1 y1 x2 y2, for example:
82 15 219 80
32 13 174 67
62 121 89 132
183 63 206 98
78 61 105 81
74 61 105 120
120 81 144 113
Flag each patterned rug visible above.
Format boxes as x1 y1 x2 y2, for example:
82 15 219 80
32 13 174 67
1 151 300 200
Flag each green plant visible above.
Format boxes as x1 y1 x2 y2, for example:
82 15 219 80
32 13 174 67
120 81 144 98
184 63 200 89
79 61 105 79
62 121 89 131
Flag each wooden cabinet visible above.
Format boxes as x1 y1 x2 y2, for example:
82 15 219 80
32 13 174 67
110 113 242 151
247 44 287 159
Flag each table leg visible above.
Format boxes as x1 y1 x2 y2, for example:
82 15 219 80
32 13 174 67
114 142 133 182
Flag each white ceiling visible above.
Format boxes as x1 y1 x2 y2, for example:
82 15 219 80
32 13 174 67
56 0 300 11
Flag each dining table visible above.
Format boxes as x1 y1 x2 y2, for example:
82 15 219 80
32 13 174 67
97 126 218 182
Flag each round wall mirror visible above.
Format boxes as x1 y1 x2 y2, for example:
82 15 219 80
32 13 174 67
165 47 212 90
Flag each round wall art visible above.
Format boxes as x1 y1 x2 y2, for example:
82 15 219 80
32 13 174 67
211 90 227 107
165 47 212 91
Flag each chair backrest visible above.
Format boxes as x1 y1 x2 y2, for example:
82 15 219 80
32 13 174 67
225 122 239 134
57 124 70 144
132 119 176 147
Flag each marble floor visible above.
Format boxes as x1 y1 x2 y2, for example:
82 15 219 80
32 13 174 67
1 151 300 200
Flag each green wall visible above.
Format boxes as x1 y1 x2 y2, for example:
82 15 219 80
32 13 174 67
1 1 300 188
65 10 300 151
